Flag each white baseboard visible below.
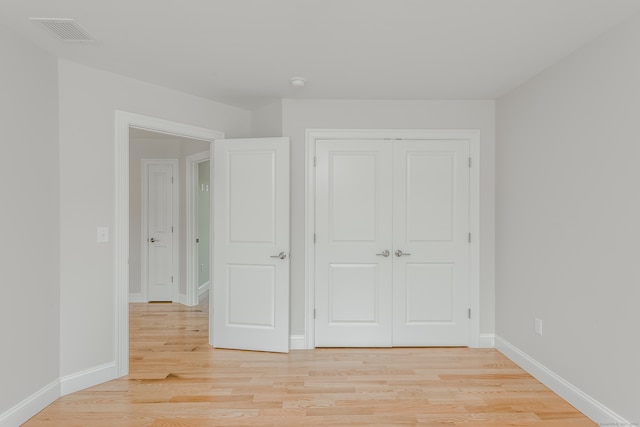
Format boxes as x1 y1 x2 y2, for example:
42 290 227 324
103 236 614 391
289 335 306 350
0 379 59 427
478 333 495 348
0 363 119 426
198 281 210 296
128 293 146 303
289 334 495 351
495 336 631 426
60 362 117 396
177 293 188 306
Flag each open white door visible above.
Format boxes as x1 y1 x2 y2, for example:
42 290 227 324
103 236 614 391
212 137 290 353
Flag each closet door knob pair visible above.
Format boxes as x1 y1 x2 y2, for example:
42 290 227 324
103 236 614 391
376 250 411 257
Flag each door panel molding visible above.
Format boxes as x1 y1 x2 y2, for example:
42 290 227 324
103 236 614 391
305 129 481 349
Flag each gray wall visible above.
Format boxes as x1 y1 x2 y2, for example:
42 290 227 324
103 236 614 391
251 100 283 138
58 60 251 378
0 25 60 415
496 13 640 423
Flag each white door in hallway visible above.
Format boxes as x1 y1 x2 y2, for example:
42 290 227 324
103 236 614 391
145 160 177 302
315 140 394 347
392 140 470 346
212 137 290 353
314 139 470 347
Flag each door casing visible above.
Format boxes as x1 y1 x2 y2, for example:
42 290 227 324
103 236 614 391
305 129 481 349
186 150 211 307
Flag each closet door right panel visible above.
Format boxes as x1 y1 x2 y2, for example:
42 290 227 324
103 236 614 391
392 140 470 346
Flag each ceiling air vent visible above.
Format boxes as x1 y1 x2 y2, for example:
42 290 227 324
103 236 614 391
30 18 96 42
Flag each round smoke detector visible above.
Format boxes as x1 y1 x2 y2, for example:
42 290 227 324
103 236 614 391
290 77 306 88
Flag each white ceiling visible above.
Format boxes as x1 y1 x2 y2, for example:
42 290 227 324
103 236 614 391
1 0 639 110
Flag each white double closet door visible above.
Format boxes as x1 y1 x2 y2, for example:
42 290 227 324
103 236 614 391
315 139 470 347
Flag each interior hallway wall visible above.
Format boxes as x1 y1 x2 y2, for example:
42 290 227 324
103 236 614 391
0 25 60 417
58 60 251 380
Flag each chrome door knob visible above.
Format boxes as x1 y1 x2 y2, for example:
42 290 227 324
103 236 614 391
270 251 287 260
376 250 390 257
395 249 411 257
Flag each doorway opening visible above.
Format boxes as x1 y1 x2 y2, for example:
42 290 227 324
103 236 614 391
115 111 224 377
128 128 210 305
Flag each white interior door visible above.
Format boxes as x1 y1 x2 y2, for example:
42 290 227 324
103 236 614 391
315 140 393 346
145 160 177 302
392 140 470 346
212 137 290 353
314 139 471 347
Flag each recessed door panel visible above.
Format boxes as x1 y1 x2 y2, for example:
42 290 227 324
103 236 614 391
330 154 377 242
329 264 378 323
405 263 454 323
228 151 275 244
228 265 275 328
406 152 454 242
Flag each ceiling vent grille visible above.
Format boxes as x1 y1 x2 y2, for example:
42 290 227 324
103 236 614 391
30 18 96 42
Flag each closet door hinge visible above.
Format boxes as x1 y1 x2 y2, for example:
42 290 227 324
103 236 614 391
468 232 471 243
314 309 316 319
468 308 471 319
313 233 316 244
314 156 317 167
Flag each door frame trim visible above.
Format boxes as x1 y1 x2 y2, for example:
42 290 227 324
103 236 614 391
115 111 224 377
186 151 210 306
141 158 179 303
304 128 481 349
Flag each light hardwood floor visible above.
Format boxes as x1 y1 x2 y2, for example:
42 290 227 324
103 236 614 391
23 296 595 426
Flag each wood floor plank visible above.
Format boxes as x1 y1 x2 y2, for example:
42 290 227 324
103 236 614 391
22 298 596 426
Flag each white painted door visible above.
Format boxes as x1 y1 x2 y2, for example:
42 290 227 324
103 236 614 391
212 137 290 353
146 161 176 302
315 140 470 347
392 140 470 346
315 140 393 346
